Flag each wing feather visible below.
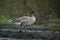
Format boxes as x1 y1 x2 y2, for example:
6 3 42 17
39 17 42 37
12 16 30 23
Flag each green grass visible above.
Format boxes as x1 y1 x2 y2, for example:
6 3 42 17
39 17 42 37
0 24 60 31
0 15 60 30
27 24 60 30
0 15 10 24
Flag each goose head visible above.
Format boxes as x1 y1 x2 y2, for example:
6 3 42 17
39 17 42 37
30 10 36 22
30 10 35 16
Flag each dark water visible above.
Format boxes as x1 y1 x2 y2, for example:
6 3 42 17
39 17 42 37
0 38 48 40
0 29 60 40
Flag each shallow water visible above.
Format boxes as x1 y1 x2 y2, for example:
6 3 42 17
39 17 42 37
0 38 48 40
0 28 60 40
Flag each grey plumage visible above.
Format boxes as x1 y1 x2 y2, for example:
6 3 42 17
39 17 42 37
9 11 36 29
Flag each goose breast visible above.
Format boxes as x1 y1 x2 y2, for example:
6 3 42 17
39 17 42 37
27 16 36 25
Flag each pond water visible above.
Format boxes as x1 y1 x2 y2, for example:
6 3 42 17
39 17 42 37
0 28 60 40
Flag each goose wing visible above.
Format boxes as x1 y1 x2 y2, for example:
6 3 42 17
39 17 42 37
12 16 30 23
